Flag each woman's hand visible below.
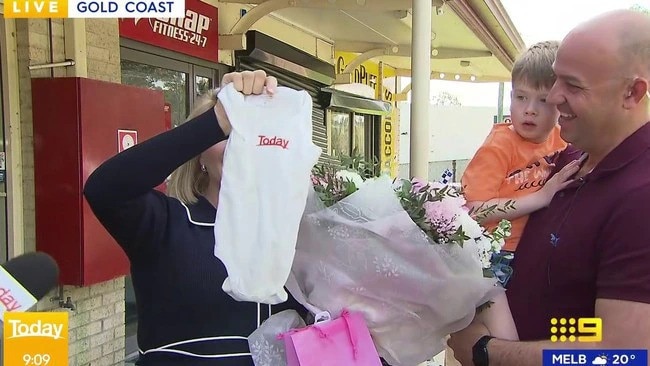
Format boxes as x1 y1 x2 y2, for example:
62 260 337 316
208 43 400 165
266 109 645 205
214 70 278 135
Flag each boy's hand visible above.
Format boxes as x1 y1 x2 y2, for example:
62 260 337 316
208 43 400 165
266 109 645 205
214 70 277 135
538 154 588 205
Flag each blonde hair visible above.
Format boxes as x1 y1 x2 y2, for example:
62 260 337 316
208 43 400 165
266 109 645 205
511 40 559 90
167 89 219 205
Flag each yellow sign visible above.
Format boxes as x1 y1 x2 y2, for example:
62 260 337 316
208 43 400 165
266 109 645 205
378 61 399 178
335 52 395 99
550 317 602 343
4 0 68 17
335 52 399 177
4 312 69 366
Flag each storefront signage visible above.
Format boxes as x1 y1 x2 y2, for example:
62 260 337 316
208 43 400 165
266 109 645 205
378 62 399 179
335 52 394 100
335 52 399 178
118 0 218 63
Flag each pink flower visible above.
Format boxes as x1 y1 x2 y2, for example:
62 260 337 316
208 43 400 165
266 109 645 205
411 178 428 192
423 200 461 236
445 194 466 211
311 174 331 188
311 175 321 186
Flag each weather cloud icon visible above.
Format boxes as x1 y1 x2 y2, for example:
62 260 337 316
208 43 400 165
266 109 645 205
592 355 608 365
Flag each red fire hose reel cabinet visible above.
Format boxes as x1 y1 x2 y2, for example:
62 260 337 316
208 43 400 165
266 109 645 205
32 77 166 286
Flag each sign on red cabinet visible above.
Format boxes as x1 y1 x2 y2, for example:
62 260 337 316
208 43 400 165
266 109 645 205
117 129 138 152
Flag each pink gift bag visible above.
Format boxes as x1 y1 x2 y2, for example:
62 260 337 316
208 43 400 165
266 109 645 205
281 310 382 366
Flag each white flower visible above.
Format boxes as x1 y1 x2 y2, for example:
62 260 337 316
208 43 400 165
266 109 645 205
475 236 494 268
335 170 365 187
456 211 484 239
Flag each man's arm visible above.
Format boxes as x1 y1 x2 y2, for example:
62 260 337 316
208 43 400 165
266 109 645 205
487 299 650 366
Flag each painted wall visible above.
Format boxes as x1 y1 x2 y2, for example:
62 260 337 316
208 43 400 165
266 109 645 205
399 103 496 163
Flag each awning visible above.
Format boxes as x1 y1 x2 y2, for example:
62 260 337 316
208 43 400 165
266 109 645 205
217 0 526 83
321 87 392 116
235 31 336 85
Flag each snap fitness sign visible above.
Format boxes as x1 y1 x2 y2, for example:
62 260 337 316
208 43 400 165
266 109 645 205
119 0 219 62
4 0 185 18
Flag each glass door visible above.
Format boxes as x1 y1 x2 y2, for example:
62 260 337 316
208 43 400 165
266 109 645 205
328 109 351 160
119 46 222 360
0 17 9 262
327 109 378 165
120 54 191 357
193 65 216 99
121 59 190 128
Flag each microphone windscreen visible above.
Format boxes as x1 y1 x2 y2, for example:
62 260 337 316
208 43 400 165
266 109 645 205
2 252 59 301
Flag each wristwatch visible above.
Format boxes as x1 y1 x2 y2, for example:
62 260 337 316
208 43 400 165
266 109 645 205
472 335 494 366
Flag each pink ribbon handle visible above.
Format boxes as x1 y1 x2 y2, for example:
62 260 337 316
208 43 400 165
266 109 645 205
340 309 359 359
278 309 361 360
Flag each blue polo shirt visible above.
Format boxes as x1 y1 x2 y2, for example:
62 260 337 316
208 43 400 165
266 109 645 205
507 122 650 341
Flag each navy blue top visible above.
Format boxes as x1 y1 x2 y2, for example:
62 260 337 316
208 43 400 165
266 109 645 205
83 109 305 365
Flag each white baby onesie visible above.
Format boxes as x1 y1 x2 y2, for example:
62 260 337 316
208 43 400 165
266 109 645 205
214 84 321 304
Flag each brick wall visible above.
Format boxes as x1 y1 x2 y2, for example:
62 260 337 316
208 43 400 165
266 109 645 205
86 19 121 83
37 279 126 365
15 18 126 366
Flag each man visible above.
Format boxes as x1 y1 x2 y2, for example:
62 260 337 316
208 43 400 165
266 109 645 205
448 9 650 366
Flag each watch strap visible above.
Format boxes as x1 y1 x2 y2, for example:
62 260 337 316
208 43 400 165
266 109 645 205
472 335 494 366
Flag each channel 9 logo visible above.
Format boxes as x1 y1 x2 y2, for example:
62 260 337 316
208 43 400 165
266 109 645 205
550 317 602 342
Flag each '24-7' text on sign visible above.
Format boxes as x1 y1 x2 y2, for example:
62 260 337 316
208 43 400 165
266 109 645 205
4 0 185 18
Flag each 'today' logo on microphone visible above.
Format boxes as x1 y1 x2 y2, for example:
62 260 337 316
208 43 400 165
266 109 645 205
4 312 69 365
0 265 37 320
3 0 185 18
0 286 25 311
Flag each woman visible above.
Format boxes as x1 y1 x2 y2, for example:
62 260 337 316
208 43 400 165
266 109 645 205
84 70 305 365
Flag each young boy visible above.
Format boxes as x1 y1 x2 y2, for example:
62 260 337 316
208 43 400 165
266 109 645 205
462 40 568 253
461 40 583 340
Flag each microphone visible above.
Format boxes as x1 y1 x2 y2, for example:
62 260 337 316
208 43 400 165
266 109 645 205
0 252 59 321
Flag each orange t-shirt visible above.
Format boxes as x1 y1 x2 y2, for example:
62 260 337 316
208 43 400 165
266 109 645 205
461 123 567 251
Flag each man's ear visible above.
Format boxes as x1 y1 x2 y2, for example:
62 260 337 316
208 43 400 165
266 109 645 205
624 78 649 108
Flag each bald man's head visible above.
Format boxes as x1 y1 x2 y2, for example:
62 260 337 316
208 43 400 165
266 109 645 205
566 9 650 76
546 9 650 154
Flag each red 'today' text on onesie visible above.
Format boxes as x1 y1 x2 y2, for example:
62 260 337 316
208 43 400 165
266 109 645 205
257 135 289 149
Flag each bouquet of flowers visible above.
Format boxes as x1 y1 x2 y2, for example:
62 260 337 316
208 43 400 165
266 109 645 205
249 157 512 366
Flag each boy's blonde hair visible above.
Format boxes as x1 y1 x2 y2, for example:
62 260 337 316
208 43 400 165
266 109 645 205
511 40 560 90
167 90 219 205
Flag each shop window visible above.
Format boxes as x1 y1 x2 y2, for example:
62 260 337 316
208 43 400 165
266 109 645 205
121 60 189 128
327 109 378 165
353 114 366 158
195 75 212 97
329 110 351 158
